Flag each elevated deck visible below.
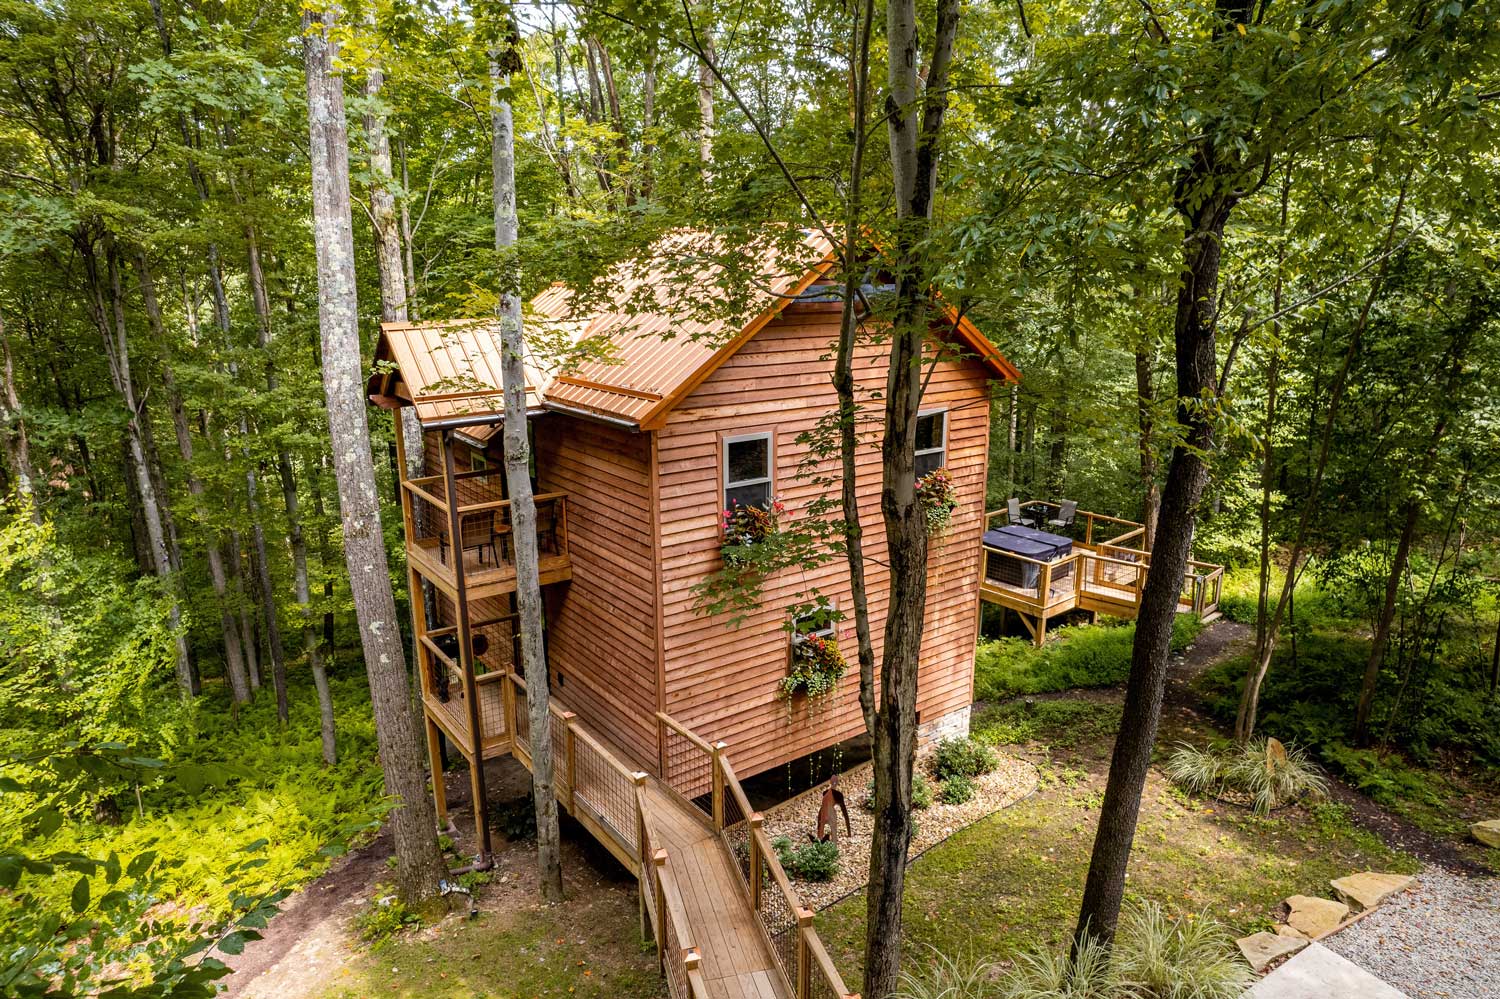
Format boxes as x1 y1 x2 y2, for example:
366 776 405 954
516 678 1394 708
979 501 1223 645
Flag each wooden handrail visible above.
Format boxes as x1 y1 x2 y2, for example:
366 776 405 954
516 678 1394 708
802 926 856 999
752 826 803 913
657 711 717 756
455 491 568 516
402 479 449 512
719 757 754 825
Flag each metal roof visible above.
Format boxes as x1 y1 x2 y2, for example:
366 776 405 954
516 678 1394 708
366 228 1018 434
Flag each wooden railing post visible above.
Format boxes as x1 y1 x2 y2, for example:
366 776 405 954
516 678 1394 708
501 674 515 741
711 741 727 830
562 711 578 810
652 849 668 966
796 907 814 999
749 813 764 911
1084 512 1094 546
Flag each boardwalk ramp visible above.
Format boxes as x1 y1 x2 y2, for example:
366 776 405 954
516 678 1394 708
506 680 856 999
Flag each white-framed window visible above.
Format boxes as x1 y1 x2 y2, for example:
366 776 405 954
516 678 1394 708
915 409 947 477
792 598 838 641
723 431 774 511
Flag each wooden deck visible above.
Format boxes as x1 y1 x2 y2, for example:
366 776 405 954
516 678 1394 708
980 501 1224 645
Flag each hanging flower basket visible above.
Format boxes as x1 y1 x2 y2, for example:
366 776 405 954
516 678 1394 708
916 467 958 537
781 632 846 700
720 499 785 566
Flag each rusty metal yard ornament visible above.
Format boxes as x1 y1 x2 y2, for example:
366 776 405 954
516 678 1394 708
814 773 851 845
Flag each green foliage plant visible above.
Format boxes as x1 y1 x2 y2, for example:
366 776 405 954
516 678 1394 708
893 948 1002 999
933 737 997 782
916 467 959 537
1166 739 1328 815
1113 901 1253 999
865 772 933 811
975 617 1204 701
770 836 840 882
781 632 846 700
355 888 420 945
939 775 976 805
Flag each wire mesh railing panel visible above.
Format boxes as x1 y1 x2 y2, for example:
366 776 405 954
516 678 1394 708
572 732 639 854
718 758 753 889
659 716 714 816
752 830 800 986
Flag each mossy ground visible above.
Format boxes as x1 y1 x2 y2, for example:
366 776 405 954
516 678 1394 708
317 875 662 999
815 696 1418 981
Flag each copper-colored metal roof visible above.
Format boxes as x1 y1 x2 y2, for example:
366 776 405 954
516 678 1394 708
366 319 547 441
367 228 1019 433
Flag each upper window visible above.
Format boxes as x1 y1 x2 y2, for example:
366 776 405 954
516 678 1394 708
724 432 773 511
469 451 490 481
915 410 947 478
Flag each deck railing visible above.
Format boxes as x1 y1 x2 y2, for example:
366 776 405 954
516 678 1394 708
401 470 570 583
657 712 859 999
638 785 711 999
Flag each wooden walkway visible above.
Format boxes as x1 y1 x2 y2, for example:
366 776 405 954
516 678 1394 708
644 783 790 999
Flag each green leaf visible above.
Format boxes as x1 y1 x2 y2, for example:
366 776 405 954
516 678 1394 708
70 875 90 914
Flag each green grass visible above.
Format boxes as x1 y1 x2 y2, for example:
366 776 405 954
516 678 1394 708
816 695 1418 983
974 616 1204 701
319 887 662 999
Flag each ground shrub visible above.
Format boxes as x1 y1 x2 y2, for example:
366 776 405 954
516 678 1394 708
772 836 840 882
939 775 976 805
1165 739 1328 815
494 793 538 841
933 737 997 781
975 617 1203 701
863 772 934 811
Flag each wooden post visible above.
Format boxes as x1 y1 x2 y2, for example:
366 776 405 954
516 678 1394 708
562 710 578 810
652 849 668 966
501 671 515 743
796 907 814 999
442 431 492 864
1084 512 1094 546
558 495 570 556
749 813 764 911
1036 561 1052 648
425 716 448 826
711 741 727 830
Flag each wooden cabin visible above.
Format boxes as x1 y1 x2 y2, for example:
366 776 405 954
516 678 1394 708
366 230 1019 861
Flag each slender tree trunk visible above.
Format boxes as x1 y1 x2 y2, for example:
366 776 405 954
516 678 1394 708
695 23 716 182
1354 409 1453 743
863 0 961 992
1073 4 1251 939
491 53 565 904
397 138 421 318
1134 346 1160 550
1234 172 1410 743
0 306 41 524
361 9 425 480
227 529 262 691
303 3 445 903
85 239 194 697
1253 168 1291 668
640 37 658 201
246 459 288 721
834 0 877 737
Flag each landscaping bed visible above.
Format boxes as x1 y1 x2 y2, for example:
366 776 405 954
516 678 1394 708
757 744 1039 910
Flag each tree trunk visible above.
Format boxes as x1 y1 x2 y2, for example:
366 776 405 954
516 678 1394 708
863 0 961 993
1134 346 1160 550
640 37 658 201
1253 168 1291 669
1234 171 1409 743
85 238 195 697
303 2 445 903
696 23 716 182
491 54 565 903
1073 0 1248 932
361 9 425 480
0 305 41 524
834 0 877 737
246 466 288 721
227 529 262 691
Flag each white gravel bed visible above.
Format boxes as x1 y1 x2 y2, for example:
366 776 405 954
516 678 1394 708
756 747 1039 911
1324 866 1500 999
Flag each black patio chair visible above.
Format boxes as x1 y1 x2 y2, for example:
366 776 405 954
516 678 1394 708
1007 497 1036 528
1048 499 1078 531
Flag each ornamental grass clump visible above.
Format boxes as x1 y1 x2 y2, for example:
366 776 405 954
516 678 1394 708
916 467 959 536
1166 737 1328 815
1114 901 1253 999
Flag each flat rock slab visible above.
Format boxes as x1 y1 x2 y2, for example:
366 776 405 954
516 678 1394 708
1471 819 1500 848
1249 943 1409 999
1331 871 1416 911
1237 931 1308 973
1279 895 1350 939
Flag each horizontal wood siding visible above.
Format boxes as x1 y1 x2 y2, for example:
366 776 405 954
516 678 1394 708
656 306 993 781
534 414 660 770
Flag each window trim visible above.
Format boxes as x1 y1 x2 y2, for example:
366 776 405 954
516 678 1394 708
915 408 948 474
721 430 775 511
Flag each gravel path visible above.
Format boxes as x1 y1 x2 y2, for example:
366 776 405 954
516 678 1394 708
1324 866 1500 999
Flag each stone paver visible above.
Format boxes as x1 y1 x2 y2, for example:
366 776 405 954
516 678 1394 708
1278 894 1349 939
1247 942 1409 999
1330 871 1416 911
1236 931 1307 973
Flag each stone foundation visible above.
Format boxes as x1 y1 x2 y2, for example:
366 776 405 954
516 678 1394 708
918 704 971 745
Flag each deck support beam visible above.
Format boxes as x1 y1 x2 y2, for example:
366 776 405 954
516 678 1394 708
442 429 492 865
